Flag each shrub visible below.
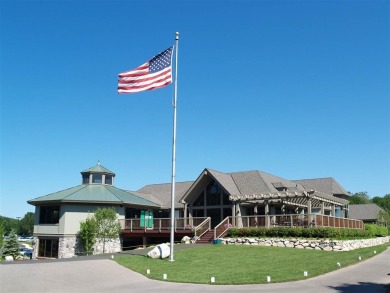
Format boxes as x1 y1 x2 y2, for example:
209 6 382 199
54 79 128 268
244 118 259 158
365 224 388 237
226 227 373 239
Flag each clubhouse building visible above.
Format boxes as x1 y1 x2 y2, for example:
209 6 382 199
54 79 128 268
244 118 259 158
28 163 354 258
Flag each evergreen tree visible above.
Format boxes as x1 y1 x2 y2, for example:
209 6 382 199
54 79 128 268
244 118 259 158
2 230 20 259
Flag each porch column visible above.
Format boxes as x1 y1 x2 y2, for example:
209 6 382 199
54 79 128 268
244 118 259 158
142 237 148 249
331 204 336 217
232 204 236 226
236 202 242 228
265 201 270 228
321 201 325 215
254 204 258 227
342 206 346 218
183 202 188 226
307 197 312 226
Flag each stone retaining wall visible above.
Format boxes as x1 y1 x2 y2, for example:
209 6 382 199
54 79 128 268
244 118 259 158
219 236 390 251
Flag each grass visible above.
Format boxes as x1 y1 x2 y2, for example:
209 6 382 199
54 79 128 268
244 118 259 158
114 242 390 285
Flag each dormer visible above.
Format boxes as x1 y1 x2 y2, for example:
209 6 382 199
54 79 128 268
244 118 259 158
80 162 116 185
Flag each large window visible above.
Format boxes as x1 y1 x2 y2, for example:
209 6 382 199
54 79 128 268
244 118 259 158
38 238 59 258
39 206 60 224
206 181 221 206
193 191 205 206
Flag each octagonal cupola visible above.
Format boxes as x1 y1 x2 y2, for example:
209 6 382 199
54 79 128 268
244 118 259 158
81 161 116 185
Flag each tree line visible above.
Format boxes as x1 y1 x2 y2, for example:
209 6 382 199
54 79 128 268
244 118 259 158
0 212 34 236
348 192 390 212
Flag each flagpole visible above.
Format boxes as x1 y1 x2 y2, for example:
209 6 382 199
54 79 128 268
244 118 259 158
169 32 179 262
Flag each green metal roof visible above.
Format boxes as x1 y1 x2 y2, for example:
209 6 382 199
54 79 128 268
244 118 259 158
81 162 115 176
28 184 159 207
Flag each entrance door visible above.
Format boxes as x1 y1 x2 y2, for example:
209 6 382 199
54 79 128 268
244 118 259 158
207 208 222 228
38 238 59 258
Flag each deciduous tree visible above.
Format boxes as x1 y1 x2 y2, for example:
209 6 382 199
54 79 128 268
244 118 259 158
79 216 96 255
93 208 120 254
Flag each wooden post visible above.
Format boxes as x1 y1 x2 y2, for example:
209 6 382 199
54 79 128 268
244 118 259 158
265 201 270 228
254 204 258 227
183 202 188 226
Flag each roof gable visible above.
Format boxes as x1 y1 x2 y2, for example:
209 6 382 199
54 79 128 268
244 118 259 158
207 169 240 195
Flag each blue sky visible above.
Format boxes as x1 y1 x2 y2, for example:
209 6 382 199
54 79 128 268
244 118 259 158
1 0 389 219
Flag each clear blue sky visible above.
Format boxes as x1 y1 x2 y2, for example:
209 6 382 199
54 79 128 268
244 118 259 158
1 0 389 219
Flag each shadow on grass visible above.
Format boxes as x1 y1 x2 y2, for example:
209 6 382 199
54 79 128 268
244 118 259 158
329 282 390 293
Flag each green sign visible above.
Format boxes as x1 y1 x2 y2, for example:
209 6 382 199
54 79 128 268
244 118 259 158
140 210 153 228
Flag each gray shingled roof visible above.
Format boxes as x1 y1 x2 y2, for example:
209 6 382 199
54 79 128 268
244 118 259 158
181 168 346 205
292 178 348 196
136 181 194 209
348 204 383 221
207 169 240 195
229 170 306 195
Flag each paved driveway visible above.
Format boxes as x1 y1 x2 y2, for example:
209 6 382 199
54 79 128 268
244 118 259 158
1 247 389 293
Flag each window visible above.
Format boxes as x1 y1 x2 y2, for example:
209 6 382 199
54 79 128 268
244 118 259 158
92 174 102 183
192 209 204 217
39 206 60 224
105 175 112 185
206 181 221 206
193 191 205 206
82 174 89 184
222 191 230 205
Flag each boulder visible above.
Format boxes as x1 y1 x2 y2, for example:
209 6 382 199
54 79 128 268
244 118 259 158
147 243 170 259
5 256 14 261
181 236 191 244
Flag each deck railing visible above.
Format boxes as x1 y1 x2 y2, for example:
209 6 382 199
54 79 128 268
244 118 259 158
119 217 209 232
194 217 211 239
223 214 364 230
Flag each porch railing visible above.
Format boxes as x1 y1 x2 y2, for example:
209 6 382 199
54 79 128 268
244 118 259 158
119 217 209 232
194 217 211 239
222 214 364 230
214 217 231 239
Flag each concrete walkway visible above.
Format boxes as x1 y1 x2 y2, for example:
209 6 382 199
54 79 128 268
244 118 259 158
1 247 389 293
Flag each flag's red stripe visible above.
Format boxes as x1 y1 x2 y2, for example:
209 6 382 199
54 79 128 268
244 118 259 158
118 64 149 77
118 81 172 94
118 75 172 90
118 70 171 85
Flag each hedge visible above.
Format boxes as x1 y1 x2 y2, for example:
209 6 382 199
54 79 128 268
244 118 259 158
226 227 374 239
365 224 388 237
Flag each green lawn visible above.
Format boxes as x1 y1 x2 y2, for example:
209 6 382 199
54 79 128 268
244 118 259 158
114 242 389 285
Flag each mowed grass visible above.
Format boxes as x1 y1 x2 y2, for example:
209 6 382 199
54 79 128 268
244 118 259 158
114 242 389 285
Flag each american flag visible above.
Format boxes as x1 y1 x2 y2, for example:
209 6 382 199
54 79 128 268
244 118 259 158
118 47 174 94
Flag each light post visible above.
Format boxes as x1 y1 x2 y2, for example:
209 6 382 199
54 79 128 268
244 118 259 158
16 217 21 236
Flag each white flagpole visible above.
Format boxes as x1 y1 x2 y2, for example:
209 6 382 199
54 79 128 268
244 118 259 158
169 32 179 262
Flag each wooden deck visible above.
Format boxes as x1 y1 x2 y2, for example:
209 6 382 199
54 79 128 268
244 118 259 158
119 214 364 242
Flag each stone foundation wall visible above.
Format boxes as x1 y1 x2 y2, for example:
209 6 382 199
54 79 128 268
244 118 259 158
59 236 80 258
219 236 390 251
93 238 122 254
32 236 122 259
